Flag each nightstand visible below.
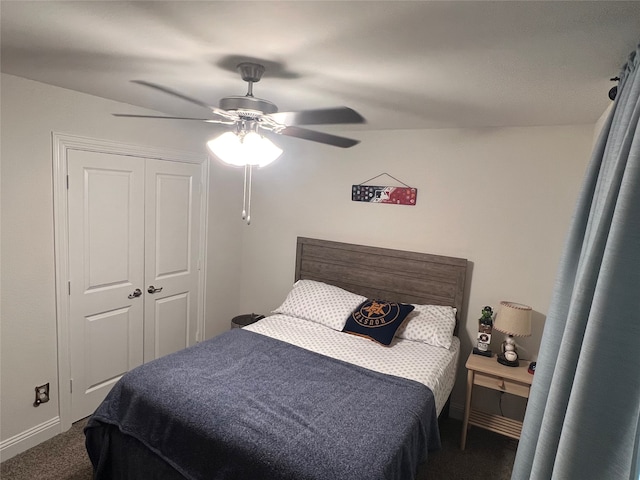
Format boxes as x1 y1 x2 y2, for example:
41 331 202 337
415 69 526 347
460 351 533 450
230 313 264 329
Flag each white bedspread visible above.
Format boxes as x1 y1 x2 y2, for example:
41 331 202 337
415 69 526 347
244 314 460 415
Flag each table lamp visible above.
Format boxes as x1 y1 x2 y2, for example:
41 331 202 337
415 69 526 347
493 301 531 367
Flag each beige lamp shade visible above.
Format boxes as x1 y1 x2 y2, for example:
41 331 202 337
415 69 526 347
493 301 532 337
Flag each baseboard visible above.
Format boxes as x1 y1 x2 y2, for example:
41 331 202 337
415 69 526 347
0 416 61 462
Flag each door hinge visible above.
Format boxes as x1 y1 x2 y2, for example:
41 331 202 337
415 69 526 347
68 281 71 295
70 379 73 393
66 175 69 189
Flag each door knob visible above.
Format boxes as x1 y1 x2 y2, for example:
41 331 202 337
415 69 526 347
147 285 163 294
128 288 142 299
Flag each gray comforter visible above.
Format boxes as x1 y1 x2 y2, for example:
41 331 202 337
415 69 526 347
85 328 440 479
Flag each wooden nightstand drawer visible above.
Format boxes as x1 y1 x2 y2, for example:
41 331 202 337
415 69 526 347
474 372 530 398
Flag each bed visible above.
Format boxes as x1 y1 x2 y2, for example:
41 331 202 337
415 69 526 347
85 237 468 480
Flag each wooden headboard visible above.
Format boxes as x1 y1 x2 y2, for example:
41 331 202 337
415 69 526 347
295 237 468 334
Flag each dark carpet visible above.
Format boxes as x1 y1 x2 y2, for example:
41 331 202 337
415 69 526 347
1 418 92 480
420 417 517 479
1 417 516 479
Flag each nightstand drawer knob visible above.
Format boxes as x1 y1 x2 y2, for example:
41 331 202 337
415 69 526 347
499 379 506 390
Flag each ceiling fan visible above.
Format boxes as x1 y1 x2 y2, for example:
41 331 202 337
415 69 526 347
114 62 365 225
114 62 365 149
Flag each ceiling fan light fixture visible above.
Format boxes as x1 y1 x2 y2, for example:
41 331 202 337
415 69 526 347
117 63 363 225
207 131 282 168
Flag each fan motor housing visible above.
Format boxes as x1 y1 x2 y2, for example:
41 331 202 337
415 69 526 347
220 96 278 115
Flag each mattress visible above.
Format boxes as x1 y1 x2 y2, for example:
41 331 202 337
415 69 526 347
245 313 460 415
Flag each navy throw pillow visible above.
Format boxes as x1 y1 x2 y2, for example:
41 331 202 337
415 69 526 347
342 299 415 346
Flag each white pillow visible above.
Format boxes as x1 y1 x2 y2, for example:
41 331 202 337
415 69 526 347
273 280 366 331
395 304 457 349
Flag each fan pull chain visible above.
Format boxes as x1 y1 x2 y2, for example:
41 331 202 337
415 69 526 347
241 165 253 225
241 165 254 225
246 165 253 225
242 165 248 221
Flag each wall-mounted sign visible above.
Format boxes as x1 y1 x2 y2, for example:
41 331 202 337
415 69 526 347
351 173 417 206
351 185 417 205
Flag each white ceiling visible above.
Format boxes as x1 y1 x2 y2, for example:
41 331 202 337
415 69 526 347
2 1 639 131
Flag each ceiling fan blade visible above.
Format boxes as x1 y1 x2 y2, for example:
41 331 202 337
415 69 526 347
112 113 231 124
269 107 365 126
131 80 235 120
132 80 213 109
279 126 360 148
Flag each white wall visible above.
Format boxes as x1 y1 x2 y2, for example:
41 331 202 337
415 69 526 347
237 124 593 417
0 74 242 458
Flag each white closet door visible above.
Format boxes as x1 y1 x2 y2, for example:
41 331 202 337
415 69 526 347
67 152 203 422
67 150 145 421
143 159 202 362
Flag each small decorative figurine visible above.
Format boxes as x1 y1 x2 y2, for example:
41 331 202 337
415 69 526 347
473 306 494 357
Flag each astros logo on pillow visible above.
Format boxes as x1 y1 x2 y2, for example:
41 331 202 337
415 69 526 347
342 299 414 346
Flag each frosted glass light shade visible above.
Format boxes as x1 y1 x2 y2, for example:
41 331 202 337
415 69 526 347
207 131 282 167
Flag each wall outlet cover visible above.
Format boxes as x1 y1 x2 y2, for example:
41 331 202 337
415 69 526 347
34 383 50 407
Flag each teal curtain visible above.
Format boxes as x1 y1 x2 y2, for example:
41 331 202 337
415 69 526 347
512 44 640 480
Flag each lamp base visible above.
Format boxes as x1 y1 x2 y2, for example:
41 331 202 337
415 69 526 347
473 347 492 357
497 353 519 367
